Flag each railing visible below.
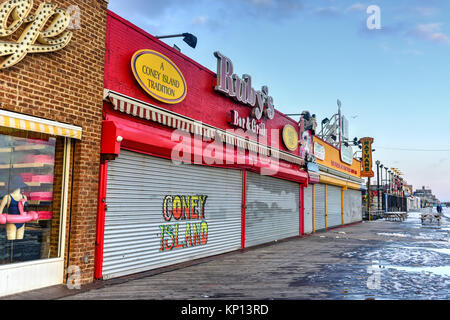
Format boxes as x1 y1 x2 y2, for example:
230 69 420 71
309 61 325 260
362 209 385 221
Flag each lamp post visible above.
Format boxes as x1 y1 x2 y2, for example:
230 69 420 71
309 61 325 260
387 170 391 193
385 167 389 212
384 167 388 191
391 172 394 195
376 160 380 211
396 175 399 196
380 164 384 211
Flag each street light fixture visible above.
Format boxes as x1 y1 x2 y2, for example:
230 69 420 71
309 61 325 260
155 33 198 49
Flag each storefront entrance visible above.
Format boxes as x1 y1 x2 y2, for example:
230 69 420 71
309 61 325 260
0 110 79 295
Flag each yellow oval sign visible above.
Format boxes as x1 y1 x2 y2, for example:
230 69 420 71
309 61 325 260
131 49 187 104
282 124 299 152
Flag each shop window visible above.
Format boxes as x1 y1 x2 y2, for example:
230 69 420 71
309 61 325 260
0 127 66 265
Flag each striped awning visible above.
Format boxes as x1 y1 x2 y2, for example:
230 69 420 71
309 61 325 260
103 89 304 166
0 109 82 140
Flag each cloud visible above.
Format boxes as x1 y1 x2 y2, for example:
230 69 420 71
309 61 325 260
108 0 197 18
409 23 450 45
191 16 208 26
107 0 204 34
312 6 340 18
346 3 367 13
401 49 424 56
358 20 408 38
247 0 273 5
191 16 220 30
411 7 439 17
239 0 304 19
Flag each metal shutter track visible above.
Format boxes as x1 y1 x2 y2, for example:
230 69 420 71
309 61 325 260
314 184 326 231
245 172 300 248
103 150 242 279
327 185 342 228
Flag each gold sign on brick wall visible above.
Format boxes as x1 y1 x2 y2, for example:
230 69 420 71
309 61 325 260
0 0 73 69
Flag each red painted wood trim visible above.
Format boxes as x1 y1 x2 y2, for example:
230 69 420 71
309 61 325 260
94 159 108 279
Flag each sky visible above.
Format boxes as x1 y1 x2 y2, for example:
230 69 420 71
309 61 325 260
107 0 450 202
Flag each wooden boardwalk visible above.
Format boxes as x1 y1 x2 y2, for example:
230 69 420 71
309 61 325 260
5 213 448 301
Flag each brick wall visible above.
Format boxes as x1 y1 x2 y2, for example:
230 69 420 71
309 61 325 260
0 0 108 284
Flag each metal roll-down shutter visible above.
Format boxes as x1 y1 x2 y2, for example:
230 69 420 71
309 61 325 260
102 150 243 279
344 189 352 225
314 183 326 231
326 185 342 228
303 186 313 234
245 172 300 248
345 189 362 224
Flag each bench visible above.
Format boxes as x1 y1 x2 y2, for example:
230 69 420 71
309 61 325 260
384 212 407 222
421 213 441 225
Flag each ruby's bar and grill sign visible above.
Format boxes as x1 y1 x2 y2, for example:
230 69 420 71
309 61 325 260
215 52 274 137
360 137 374 178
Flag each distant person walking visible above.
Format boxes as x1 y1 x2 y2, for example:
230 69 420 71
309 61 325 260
437 205 442 214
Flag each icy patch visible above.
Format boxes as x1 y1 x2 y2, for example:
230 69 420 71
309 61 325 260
377 233 410 238
407 247 450 256
377 232 448 241
302 262 450 300
385 265 450 277
343 246 449 267
414 234 434 240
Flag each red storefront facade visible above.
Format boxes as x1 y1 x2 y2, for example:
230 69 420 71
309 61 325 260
95 11 309 280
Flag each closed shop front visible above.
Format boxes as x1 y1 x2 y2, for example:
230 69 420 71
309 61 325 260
0 119 78 296
303 186 313 234
0 0 107 296
344 189 362 224
97 12 309 280
326 185 342 228
102 150 242 279
314 184 326 231
312 136 362 232
245 172 300 248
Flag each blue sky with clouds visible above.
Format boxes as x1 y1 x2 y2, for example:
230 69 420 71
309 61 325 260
108 0 450 201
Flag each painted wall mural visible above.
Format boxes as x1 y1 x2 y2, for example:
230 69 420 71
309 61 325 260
159 195 208 252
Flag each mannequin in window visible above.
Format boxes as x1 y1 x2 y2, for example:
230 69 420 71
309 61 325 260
0 176 30 240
